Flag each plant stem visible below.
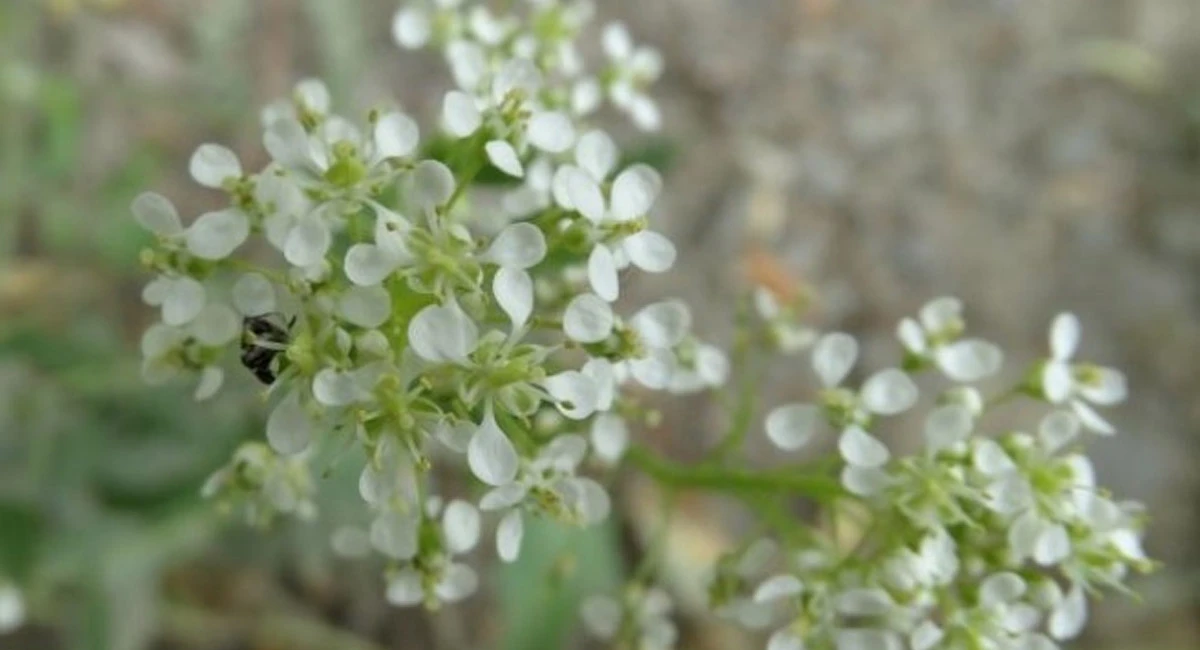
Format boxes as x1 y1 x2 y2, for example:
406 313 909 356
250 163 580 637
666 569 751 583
625 445 842 501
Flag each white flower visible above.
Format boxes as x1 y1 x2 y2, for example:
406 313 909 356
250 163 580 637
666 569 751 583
764 332 917 457
601 22 664 131
1041 313 1127 434
564 293 615 343
897 297 1002 382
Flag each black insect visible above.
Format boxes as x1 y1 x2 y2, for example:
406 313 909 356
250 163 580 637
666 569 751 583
240 313 293 385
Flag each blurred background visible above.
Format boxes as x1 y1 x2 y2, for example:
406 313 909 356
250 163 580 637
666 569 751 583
1 0 1198 648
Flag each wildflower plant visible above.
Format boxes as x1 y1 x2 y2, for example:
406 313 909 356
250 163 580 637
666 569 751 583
131 0 1153 648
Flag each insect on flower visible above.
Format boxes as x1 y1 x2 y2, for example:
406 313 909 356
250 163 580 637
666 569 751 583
240 313 293 384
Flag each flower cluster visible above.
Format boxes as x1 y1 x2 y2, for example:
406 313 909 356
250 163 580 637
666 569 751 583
132 0 1152 646
134 0 718 611
725 301 1151 650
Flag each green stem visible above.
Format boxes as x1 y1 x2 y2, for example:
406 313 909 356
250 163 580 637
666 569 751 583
708 296 759 461
625 446 842 501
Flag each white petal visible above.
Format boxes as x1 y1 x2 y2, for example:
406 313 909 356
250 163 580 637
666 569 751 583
980 572 1027 606
189 303 240 346
132 192 182 235
1050 312 1081 361
345 243 399 286
443 500 482 554
935 339 1003 382
407 302 479 363
284 213 332 267
924 404 973 452
267 390 312 455
232 273 276 316
497 509 524 562
494 268 534 329
194 366 224 401
479 483 528 511
764 404 820 451
186 209 250 260
448 40 489 90
841 465 892 497
972 439 1016 476
1038 410 1080 452
435 563 478 602
767 630 805 650
487 140 525 178
602 22 633 60
370 511 420 560
468 412 519 486
1072 400 1115 435
493 58 542 100
295 78 330 114
630 300 691 348
409 160 457 211
836 588 894 616
838 427 891 468
563 294 614 343
526 111 576 153
576 130 617 180
623 230 676 273
629 95 662 132
374 111 419 160
386 569 425 606
487 222 546 269
1034 524 1071 565
590 413 629 463
162 277 206 326
1043 361 1074 403
392 7 431 48
587 246 620 302
1048 584 1087 640
812 332 858 387
313 368 364 406
544 370 598 420
565 167 606 222
264 117 316 172
910 621 943 650
860 369 919 415
581 595 621 639
189 143 242 188
753 574 803 603
610 164 662 222
571 478 612 524
1079 368 1127 405
919 297 962 333
629 349 676 389
896 318 926 353
337 285 392 328
442 90 482 137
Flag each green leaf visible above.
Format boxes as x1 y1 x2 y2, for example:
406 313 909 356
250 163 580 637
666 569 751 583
496 517 624 650
0 500 43 581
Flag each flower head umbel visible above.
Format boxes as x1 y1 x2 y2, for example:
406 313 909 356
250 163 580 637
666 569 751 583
133 0 724 612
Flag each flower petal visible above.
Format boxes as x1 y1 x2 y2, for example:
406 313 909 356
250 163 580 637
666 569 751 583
267 390 313 455
232 273 276 316
590 413 629 463
468 412 519 486
935 339 1003 382
588 246 620 302
132 192 182 236
563 294 614 343
610 164 662 222
623 230 676 273
838 426 891 468
442 500 481 554
374 111 419 160
337 285 392 328
630 300 691 349
860 368 919 415
764 403 820 451
576 130 618 180
487 222 546 269
442 90 482 137
753 574 803 603
497 509 524 562
812 332 858 388
486 140 525 178
189 143 242 188
186 209 250 260
493 267 534 329
526 111 575 153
